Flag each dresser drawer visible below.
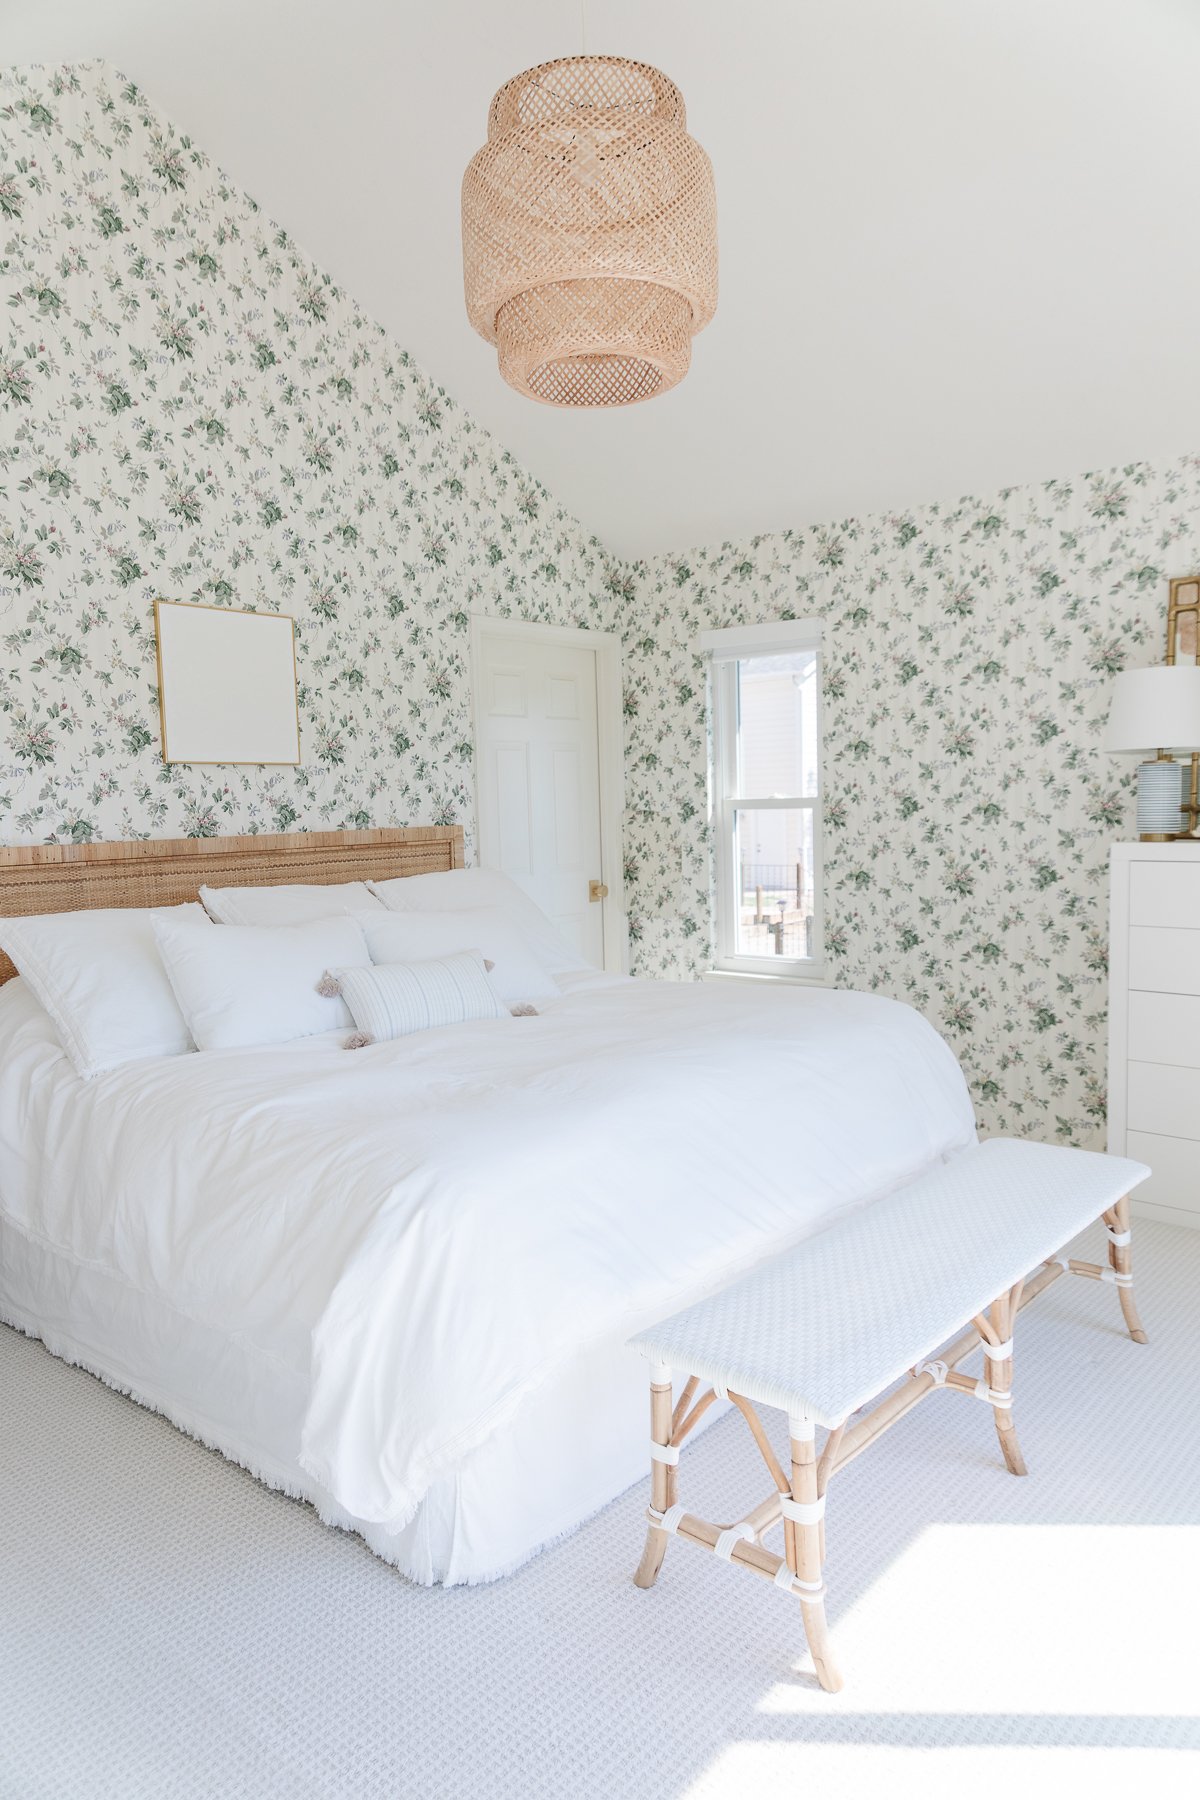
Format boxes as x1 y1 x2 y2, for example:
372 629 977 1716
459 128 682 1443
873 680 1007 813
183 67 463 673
1128 990 1200 1069
1127 1060 1200 1141
1130 858 1200 929
1125 1130 1200 1221
1128 927 1200 996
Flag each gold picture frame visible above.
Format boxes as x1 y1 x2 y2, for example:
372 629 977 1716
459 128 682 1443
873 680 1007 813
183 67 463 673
1165 577 1200 839
154 599 301 766
1167 576 1200 667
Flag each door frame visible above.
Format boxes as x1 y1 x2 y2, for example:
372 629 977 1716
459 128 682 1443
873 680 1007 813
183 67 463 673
469 614 628 975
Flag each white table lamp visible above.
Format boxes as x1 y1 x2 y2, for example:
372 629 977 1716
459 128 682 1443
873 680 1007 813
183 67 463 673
1104 665 1200 839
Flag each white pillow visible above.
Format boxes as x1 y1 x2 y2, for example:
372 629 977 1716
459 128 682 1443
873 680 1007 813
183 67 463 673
367 868 586 976
152 914 370 1051
0 903 208 1079
356 908 559 1003
200 880 386 925
332 952 509 1046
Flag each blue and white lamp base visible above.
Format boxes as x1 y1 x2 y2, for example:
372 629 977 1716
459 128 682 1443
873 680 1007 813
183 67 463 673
1135 758 1186 838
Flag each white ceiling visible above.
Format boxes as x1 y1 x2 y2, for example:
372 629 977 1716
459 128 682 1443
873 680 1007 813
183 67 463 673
5 0 1200 559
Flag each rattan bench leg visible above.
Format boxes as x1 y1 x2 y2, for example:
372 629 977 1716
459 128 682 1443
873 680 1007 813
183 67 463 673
634 1368 675 1589
631 1160 1151 1694
1105 1193 1148 1345
789 1418 843 1694
975 1280 1027 1477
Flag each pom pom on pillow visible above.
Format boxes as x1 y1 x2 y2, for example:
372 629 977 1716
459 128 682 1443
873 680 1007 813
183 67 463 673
343 1030 374 1051
152 914 370 1051
330 950 509 1045
354 910 557 1003
316 972 343 998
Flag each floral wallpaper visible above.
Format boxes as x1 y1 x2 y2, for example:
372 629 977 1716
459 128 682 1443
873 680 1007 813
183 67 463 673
623 459 1200 1143
0 61 616 847
4 60 1198 1147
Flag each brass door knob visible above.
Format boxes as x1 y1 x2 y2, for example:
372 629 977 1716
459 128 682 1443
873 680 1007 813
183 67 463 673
588 879 609 903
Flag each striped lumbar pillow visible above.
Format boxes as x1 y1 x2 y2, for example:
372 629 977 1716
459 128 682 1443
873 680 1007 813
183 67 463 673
327 950 509 1046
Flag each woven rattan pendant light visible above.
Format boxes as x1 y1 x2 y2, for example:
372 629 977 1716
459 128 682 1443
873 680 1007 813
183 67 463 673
461 53 717 408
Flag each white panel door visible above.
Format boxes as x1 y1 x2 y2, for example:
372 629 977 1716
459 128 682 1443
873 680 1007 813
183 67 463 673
475 631 605 967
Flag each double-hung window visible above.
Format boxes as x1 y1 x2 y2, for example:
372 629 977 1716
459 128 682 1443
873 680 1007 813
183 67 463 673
702 619 823 979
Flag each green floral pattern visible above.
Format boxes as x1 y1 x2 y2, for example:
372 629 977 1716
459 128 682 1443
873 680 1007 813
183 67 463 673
623 464 1200 1142
4 61 1199 1148
0 62 616 846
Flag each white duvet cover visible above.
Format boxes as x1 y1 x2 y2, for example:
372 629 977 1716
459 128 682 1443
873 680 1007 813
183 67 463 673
0 972 976 1570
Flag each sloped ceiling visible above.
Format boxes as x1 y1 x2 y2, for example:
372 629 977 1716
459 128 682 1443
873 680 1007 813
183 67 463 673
6 0 1200 559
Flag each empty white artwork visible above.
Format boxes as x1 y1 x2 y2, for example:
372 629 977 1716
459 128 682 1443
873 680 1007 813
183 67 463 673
155 601 301 765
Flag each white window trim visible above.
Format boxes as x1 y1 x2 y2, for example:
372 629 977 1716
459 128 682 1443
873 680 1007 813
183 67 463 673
699 617 822 659
701 618 825 982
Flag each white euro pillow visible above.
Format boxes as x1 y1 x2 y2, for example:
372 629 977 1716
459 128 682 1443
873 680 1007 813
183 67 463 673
356 908 559 1003
331 951 510 1046
0 903 209 1079
152 914 370 1051
367 868 587 976
199 880 386 925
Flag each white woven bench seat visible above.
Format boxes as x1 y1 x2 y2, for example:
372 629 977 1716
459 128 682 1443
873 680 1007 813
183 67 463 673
631 1139 1149 1427
629 1137 1150 1694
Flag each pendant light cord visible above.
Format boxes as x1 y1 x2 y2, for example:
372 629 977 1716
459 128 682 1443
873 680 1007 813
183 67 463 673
580 0 588 54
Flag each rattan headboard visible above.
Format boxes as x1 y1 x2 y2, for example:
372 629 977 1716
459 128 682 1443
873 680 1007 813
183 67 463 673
0 825 464 985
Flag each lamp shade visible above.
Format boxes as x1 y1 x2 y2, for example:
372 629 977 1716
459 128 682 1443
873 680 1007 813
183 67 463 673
1104 665 1200 753
461 56 717 408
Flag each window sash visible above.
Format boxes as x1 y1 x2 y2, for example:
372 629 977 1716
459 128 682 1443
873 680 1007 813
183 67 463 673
710 655 824 977
724 794 815 811
699 617 822 659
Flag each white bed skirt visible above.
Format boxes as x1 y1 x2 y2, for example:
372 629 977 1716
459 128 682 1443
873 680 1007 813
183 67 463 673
0 1213 713 1585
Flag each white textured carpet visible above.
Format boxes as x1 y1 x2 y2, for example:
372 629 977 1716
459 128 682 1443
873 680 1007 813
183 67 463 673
2 1218 1198 1800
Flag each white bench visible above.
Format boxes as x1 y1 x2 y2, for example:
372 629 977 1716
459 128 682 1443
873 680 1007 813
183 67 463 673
629 1138 1150 1693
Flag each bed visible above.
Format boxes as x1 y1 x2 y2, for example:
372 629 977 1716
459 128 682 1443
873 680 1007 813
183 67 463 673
0 827 978 1584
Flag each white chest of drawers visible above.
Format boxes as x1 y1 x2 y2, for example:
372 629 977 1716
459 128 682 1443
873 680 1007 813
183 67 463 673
1108 841 1200 1227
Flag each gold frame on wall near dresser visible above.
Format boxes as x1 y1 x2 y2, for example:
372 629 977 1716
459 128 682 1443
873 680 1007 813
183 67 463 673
0 825 464 986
